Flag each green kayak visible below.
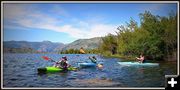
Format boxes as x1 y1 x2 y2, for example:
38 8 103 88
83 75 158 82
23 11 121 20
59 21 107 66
37 66 78 73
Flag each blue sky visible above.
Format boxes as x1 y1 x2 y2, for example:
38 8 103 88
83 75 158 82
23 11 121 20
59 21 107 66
3 2 177 44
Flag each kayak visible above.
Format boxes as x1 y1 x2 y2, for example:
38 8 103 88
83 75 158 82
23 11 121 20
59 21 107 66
37 66 78 73
78 62 96 68
117 62 159 66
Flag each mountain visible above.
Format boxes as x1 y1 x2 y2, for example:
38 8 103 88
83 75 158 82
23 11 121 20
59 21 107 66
3 41 65 52
3 37 102 53
62 37 102 50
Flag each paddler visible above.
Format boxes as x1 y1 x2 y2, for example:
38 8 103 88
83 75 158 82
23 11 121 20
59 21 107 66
89 56 97 63
54 56 71 71
136 54 145 63
89 56 103 69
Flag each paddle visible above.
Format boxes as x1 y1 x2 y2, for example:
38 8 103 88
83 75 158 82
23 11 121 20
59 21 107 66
41 56 56 62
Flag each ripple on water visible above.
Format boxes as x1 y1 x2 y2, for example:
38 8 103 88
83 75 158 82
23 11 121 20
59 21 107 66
3 54 177 87
66 78 122 87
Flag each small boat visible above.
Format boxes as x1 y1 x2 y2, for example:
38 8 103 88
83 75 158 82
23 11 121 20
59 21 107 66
117 62 159 66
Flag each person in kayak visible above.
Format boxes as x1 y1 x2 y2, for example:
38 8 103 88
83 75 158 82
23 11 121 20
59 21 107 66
54 56 70 71
89 56 97 63
136 54 145 63
89 56 103 69
79 47 86 54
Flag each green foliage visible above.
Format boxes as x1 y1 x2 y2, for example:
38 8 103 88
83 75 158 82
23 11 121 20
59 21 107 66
99 11 177 60
99 33 117 55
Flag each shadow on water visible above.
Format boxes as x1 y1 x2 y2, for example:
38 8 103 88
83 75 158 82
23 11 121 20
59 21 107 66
3 53 177 87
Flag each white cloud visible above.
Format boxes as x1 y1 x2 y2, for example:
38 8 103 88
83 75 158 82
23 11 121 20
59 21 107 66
88 24 117 38
3 4 118 39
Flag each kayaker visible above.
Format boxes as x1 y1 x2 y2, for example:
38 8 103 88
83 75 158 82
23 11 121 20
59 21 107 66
89 56 97 63
54 56 70 71
136 54 145 63
79 47 85 54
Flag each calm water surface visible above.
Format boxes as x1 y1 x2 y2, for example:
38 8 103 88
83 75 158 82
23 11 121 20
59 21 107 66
3 53 177 88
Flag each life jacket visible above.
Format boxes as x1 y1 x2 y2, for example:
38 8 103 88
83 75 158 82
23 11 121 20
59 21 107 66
60 60 68 68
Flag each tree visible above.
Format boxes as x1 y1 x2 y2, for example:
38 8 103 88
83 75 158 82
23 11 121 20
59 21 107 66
99 11 177 60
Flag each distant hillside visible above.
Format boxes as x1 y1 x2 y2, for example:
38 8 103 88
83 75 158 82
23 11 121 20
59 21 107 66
62 37 102 50
3 37 102 53
3 41 65 52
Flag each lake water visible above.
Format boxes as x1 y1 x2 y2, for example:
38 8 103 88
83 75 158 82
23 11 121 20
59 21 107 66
3 53 177 88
